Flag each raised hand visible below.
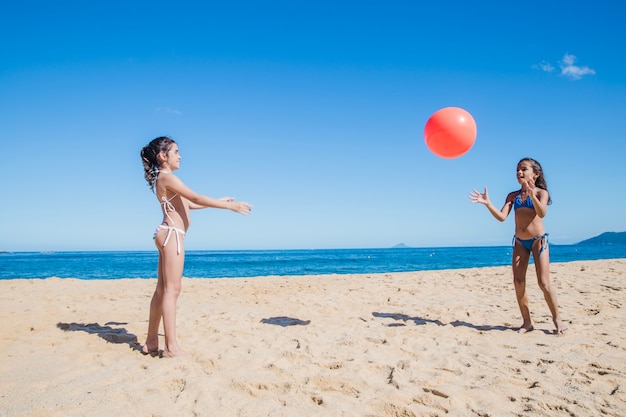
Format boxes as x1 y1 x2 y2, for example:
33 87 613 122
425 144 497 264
469 187 489 205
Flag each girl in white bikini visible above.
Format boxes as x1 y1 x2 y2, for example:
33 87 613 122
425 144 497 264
140 136 253 357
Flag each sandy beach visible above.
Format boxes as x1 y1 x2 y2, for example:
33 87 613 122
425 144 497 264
1 259 624 416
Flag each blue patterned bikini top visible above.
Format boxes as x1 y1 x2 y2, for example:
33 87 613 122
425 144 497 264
514 194 534 211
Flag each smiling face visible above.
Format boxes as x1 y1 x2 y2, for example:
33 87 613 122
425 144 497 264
516 160 538 185
159 143 181 171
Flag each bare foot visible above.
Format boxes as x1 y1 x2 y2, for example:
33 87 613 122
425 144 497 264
554 319 568 335
161 348 190 359
140 339 162 356
517 324 534 334
140 345 161 357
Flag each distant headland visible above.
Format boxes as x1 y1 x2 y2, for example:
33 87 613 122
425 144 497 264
392 231 626 248
576 231 626 245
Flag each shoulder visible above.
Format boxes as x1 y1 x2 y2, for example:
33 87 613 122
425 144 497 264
505 190 519 202
157 172 180 185
536 187 550 200
156 172 179 193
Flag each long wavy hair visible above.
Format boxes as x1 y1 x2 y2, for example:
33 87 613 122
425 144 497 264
519 157 552 205
140 136 176 192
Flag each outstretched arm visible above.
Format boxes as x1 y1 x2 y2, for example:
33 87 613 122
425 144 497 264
468 187 512 222
161 174 253 215
188 196 253 215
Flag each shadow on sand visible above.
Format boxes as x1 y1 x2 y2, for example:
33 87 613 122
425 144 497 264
372 312 511 331
57 321 142 350
260 316 311 327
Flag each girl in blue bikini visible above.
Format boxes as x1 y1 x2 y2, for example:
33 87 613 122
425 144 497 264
469 157 566 335
140 136 253 357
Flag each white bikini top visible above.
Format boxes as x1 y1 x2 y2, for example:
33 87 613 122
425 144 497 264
156 172 178 224
155 172 184 254
160 193 178 223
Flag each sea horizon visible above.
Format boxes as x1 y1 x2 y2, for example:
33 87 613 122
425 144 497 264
2 244 626 280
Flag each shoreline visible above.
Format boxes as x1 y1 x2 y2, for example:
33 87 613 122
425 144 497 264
1 259 625 416
2 247 626 280
3 257 626 282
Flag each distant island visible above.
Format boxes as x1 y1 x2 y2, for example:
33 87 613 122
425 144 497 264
576 231 626 245
392 243 411 249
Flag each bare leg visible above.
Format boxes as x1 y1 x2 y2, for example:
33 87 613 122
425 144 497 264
512 243 533 333
143 232 188 358
158 234 187 358
142 254 164 354
533 244 566 335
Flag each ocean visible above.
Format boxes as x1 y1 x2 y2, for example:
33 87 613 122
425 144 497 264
1 244 625 280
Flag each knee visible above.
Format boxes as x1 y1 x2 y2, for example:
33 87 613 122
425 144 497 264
152 283 165 297
162 282 182 298
537 280 551 292
513 275 526 285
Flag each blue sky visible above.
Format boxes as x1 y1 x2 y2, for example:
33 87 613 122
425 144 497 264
2 1 625 251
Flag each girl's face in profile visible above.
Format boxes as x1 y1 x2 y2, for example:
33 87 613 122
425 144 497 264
161 143 181 171
516 161 538 185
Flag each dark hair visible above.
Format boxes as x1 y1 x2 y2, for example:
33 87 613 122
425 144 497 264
140 136 176 191
519 157 552 204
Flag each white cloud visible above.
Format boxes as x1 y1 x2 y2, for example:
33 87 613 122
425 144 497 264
534 53 595 80
559 53 596 80
533 61 555 73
